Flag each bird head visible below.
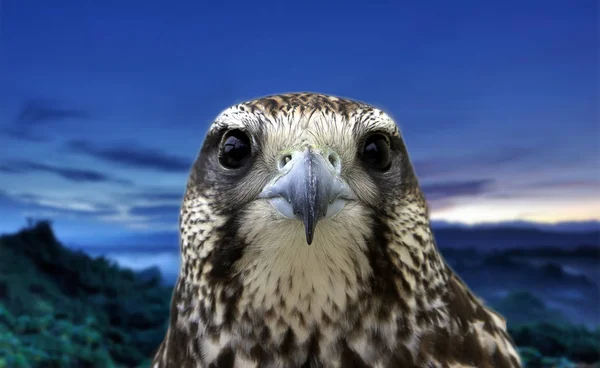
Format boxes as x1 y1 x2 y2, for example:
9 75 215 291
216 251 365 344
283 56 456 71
182 93 426 264
160 94 522 368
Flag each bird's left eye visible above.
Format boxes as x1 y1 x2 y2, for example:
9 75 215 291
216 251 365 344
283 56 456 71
360 133 391 171
219 130 252 169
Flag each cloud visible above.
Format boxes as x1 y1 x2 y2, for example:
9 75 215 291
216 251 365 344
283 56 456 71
0 190 120 219
16 99 90 126
66 140 192 173
0 190 183 231
421 179 494 201
0 164 23 174
126 204 180 227
1 160 133 185
486 179 600 200
525 179 600 191
413 147 533 179
16 193 119 215
129 205 180 218
129 191 184 202
0 190 23 208
4 99 91 141
3 129 51 143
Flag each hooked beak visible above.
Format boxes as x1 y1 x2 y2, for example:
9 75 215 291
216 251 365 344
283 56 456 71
259 146 356 245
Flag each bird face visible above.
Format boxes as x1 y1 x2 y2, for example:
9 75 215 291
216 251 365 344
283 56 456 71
257 145 357 245
186 93 420 248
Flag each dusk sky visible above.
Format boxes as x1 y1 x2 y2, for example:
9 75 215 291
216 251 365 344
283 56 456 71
0 0 598 245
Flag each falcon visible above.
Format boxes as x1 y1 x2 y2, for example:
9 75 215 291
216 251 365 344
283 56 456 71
152 93 522 368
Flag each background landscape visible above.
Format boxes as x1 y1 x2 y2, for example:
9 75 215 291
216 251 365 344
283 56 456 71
0 1 598 367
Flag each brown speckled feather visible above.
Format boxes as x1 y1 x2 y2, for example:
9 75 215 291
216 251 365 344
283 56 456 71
151 93 522 368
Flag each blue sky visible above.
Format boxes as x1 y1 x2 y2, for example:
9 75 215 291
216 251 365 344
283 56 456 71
0 0 598 244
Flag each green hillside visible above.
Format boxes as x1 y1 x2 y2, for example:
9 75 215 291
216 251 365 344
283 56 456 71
0 221 171 367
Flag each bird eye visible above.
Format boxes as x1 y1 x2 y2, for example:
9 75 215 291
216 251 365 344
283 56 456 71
361 134 391 171
219 130 252 169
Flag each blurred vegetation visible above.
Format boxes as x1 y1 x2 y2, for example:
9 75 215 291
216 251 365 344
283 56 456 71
493 291 600 367
502 245 600 260
495 291 571 326
0 220 170 367
0 220 598 367
511 323 600 367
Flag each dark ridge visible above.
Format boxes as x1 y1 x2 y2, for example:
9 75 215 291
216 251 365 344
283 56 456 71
0 220 172 367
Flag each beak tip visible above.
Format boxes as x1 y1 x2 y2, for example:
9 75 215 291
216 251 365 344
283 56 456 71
305 228 314 245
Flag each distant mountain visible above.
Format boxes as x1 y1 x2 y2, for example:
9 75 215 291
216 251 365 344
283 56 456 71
431 219 600 232
492 291 570 326
443 248 600 328
433 227 600 250
65 220 600 251
502 245 600 260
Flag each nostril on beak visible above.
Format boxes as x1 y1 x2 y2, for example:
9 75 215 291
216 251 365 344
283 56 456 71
327 151 341 172
277 154 293 171
328 153 336 166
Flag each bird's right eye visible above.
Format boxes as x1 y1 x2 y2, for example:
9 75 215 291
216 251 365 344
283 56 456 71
219 129 252 169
